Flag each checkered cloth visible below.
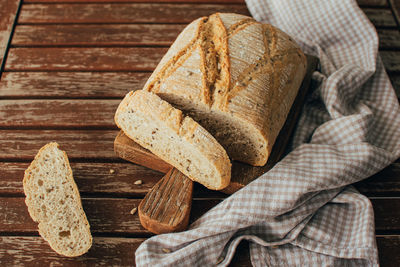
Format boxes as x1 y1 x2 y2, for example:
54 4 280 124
135 0 400 266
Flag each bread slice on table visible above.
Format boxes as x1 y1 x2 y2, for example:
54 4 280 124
115 90 231 190
143 13 307 166
23 142 92 257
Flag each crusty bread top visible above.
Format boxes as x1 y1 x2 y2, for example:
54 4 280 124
143 13 307 165
115 90 231 190
23 142 92 257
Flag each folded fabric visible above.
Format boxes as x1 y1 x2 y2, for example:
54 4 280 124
135 0 400 266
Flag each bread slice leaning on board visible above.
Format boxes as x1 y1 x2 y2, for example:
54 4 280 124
23 143 92 257
142 13 307 166
115 90 231 190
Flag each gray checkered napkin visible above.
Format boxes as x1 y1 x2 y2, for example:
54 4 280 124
135 0 400 266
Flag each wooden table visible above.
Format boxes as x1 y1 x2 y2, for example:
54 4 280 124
0 0 399 266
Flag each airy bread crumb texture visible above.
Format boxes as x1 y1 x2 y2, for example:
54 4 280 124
115 90 231 190
23 143 92 257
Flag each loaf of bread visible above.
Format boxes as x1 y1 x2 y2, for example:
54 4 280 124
115 90 231 190
143 13 307 166
23 143 92 257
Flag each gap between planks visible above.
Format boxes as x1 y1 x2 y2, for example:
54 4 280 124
0 236 397 267
0 198 399 235
1 161 400 197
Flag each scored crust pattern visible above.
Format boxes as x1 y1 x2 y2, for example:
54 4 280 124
144 13 303 112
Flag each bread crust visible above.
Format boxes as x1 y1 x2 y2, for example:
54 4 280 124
23 142 92 257
115 90 231 190
143 13 307 166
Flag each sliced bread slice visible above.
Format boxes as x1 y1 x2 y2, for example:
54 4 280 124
115 90 231 190
23 142 92 257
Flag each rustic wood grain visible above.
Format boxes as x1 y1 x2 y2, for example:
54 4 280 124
0 197 398 234
373 198 400 231
377 235 400 267
114 131 172 173
5 48 399 72
0 162 164 196
389 0 400 30
363 8 397 27
11 25 399 49
138 168 193 234
5 47 166 71
18 3 250 24
1 161 399 197
21 0 389 7
355 162 400 196
16 4 395 27
0 99 120 128
24 0 246 3
12 24 185 47
0 0 19 70
0 198 220 234
382 51 400 72
0 236 143 266
0 72 148 99
0 70 398 101
0 235 397 267
0 130 118 160
378 29 400 49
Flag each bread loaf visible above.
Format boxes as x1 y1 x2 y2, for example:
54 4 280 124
143 13 307 166
23 143 92 257
115 90 231 190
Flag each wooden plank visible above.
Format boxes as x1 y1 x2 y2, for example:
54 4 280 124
21 0 389 7
0 235 397 266
355 162 400 196
388 74 400 98
0 236 143 266
0 198 398 234
377 235 400 267
11 25 400 49
0 0 19 69
373 198 400 231
12 24 185 47
24 0 245 3
18 3 251 24
363 8 397 27
5 48 399 72
0 235 395 267
378 28 400 49
0 72 149 99
389 0 400 30
0 99 120 128
381 51 400 72
16 4 395 27
5 47 166 71
0 198 220 234
1 68 399 101
0 162 164 196
1 160 399 197
0 130 118 160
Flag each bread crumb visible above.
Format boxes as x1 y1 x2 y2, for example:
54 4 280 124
130 207 137 215
162 248 171 253
134 180 143 185
109 169 115 174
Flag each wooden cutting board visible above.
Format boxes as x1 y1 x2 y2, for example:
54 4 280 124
114 55 318 234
